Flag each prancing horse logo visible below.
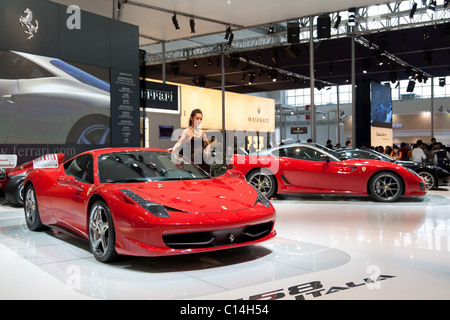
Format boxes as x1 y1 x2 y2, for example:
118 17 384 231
19 8 39 40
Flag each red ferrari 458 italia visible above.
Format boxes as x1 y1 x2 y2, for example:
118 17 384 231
23 148 276 262
230 143 426 202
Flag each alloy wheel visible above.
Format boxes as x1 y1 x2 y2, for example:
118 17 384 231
88 201 117 262
371 172 403 202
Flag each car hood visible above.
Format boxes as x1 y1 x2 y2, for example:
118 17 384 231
119 177 259 213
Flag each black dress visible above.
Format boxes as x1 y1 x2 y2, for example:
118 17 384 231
188 135 210 174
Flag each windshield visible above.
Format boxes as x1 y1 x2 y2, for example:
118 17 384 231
98 150 211 183
50 59 110 92
311 143 342 159
336 149 395 162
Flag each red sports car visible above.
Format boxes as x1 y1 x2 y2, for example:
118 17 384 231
230 143 426 202
23 148 276 262
1 154 64 206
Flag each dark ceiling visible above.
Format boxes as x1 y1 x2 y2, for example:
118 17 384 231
146 23 450 94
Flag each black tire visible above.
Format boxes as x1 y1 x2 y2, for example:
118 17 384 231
23 184 45 231
416 170 437 190
5 175 25 206
246 169 277 199
369 172 403 202
88 200 118 262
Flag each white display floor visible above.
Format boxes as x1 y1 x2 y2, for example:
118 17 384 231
1 188 449 300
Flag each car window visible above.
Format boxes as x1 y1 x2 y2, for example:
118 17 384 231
0 50 54 79
358 151 380 160
64 154 94 184
282 146 324 161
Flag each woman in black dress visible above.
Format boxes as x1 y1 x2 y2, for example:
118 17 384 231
172 108 211 173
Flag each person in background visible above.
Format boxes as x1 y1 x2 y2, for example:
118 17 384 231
384 145 392 156
411 140 426 163
345 141 352 148
390 145 402 160
431 137 437 146
424 144 434 163
399 142 409 161
434 142 450 170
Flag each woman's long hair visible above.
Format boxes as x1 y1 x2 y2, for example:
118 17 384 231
189 108 203 127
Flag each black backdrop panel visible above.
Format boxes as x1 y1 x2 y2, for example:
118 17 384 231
0 0 59 57
0 0 139 164
110 20 140 72
355 78 372 148
58 7 111 68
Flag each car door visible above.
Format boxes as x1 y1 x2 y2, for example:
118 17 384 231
50 154 94 236
279 146 344 191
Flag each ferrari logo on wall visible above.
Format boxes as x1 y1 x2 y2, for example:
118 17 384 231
19 8 39 40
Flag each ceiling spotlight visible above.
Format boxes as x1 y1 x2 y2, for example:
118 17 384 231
190 17 195 33
268 69 278 82
445 0 449 8
227 32 234 46
193 76 206 89
407 79 416 92
172 13 180 30
334 14 341 29
410 2 417 19
268 24 274 35
374 51 385 65
170 63 180 76
193 60 198 69
225 25 232 40
241 72 247 83
439 77 446 87
229 54 240 68
361 58 370 73
389 71 398 83
428 0 437 12
348 8 356 27
248 72 256 84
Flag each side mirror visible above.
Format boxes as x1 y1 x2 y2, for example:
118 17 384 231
320 154 330 162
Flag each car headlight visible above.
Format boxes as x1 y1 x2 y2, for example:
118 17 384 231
404 167 421 178
121 189 170 218
254 191 271 208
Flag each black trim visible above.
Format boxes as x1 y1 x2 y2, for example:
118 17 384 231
163 222 274 249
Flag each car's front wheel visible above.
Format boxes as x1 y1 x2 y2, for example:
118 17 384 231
246 169 277 199
369 172 403 202
89 200 118 262
23 184 45 231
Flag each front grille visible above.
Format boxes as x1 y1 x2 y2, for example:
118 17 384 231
163 222 274 249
